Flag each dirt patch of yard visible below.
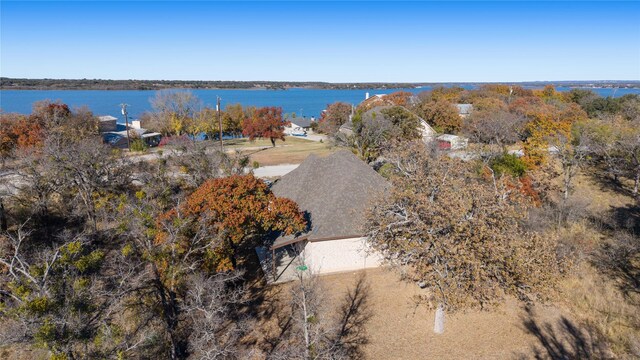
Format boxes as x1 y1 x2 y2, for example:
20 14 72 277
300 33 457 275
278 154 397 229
254 267 595 360
227 137 339 166
0 346 47 360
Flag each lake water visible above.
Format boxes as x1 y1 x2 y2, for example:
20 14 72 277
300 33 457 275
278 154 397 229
1 86 638 121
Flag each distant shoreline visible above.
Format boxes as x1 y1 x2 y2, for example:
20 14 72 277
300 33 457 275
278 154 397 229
1 78 639 91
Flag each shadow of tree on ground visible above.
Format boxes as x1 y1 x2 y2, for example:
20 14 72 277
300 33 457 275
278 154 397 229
588 204 640 298
521 308 612 360
586 167 636 200
593 231 640 298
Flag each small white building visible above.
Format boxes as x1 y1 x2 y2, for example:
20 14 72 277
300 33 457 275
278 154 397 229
436 134 469 150
258 151 387 282
283 116 315 136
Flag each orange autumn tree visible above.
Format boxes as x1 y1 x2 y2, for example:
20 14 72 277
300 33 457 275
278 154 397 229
242 106 287 147
159 174 306 271
0 113 45 160
13 116 45 149
383 90 413 107
510 96 587 168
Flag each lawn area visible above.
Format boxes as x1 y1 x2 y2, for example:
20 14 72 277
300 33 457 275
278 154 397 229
226 136 340 166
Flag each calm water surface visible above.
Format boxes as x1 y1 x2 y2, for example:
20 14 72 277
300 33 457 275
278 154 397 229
1 87 638 122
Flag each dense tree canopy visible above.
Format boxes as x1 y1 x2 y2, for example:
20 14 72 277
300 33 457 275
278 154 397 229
347 106 422 162
366 142 560 323
416 99 461 133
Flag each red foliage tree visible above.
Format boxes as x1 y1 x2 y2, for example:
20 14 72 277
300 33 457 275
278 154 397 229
242 106 287 147
159 174 307 270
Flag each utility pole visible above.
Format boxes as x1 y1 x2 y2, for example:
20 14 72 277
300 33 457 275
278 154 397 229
120 103 131 150
217 96 224 152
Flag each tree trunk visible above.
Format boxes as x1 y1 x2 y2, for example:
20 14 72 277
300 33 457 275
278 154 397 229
270 137 276 147
434 304 445 334
563 174 570 201
153 266 186 360
634 167 639 197
227 238 238 269
301 280 311 359
563 163 572 201
0 199 7 231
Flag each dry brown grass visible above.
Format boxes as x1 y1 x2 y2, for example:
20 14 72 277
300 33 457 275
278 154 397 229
250 268 587 360
552 169 640 358
245 166 640 359
229 137 339 166
559 264 640 358
0 345 47 360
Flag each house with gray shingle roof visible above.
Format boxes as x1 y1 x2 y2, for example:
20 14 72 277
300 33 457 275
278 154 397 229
339 105 437 141
257 150 387 282
284 116 316 136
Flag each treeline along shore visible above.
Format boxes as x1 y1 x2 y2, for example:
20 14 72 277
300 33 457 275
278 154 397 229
1 77 639 91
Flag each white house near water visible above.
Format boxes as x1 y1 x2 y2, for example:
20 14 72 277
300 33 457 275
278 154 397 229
257 150 387 282
338 105 437 143
283 116 315 136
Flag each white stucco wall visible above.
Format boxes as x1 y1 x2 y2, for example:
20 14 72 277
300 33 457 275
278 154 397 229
301 237 382 274
420 119 437 138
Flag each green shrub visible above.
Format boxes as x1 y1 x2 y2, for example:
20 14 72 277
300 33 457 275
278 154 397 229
130 139 147 152
490 153 527 178
252 161 260 169
377 163 395 179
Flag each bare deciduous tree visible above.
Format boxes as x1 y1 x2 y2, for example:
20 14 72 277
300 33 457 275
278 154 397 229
44 135 131 229
0 219 122 359
268 263 371 360
463 109 527 150
185 272 249 359
148 90 202 136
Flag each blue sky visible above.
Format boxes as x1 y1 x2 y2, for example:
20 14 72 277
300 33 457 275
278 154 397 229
1 1 639 82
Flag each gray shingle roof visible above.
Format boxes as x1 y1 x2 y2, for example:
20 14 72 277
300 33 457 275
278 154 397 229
270 150 389 248
285 116 314 128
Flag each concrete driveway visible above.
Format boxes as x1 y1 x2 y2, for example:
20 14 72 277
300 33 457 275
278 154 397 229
287 133 328 142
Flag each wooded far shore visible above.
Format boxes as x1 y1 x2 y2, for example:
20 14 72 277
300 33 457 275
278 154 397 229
2 77 639 91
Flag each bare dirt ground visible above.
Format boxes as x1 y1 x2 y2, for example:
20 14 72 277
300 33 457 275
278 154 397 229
251 267 592 360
